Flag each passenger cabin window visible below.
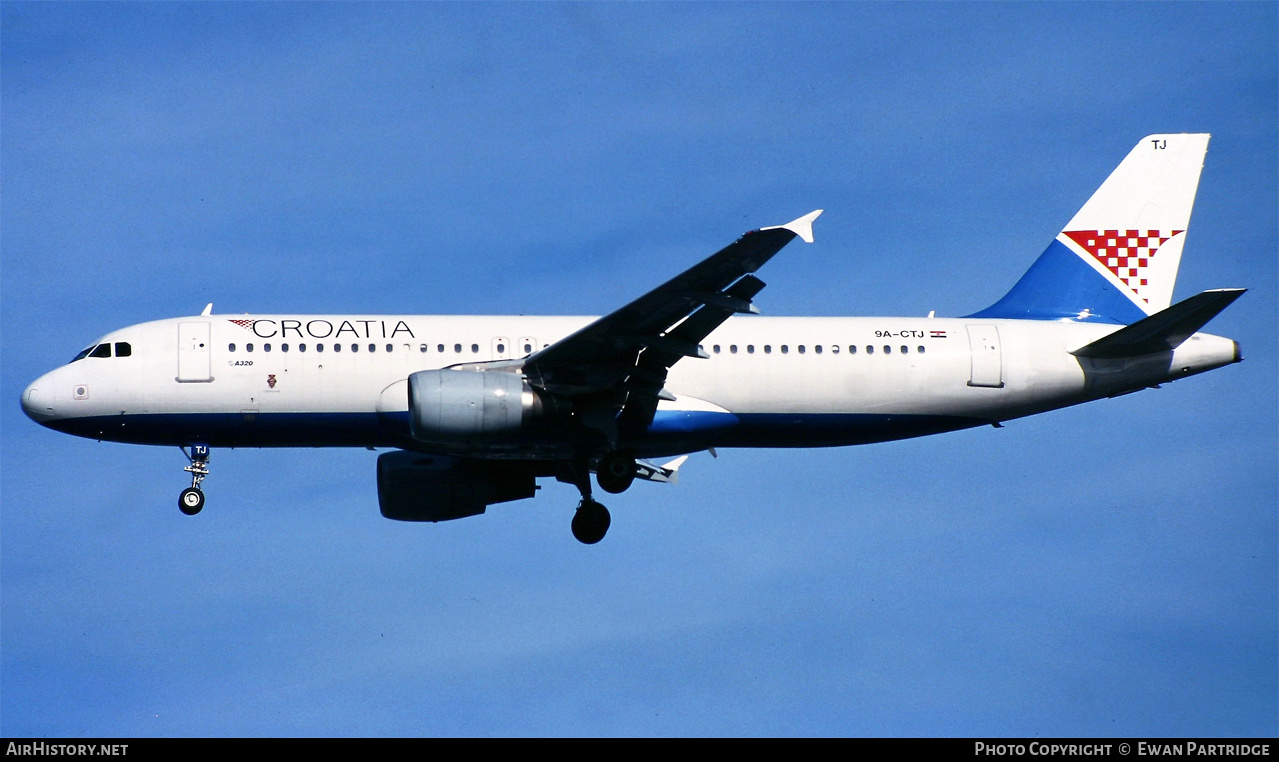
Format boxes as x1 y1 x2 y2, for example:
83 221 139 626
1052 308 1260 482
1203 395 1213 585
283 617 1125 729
849 345 858 354
315 344 323 353
90 344 111 358
299 343 307 352
246 343 254 353
883 345 891 354
814 345 823 354
263 344 271 352
333 343 341 352
917 346 925 354
114 342 131 357
471 344 479 354
454 344 462 353
281 343 289 352
228 343 237 353
438 344 445 353
798 345 806 354
901 345 908 354
866 346 874 354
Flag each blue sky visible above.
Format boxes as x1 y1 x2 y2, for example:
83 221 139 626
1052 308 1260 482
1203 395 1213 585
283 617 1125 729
2 2 1275 737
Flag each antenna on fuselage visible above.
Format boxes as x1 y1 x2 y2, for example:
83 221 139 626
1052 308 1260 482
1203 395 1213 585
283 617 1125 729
201 303 213 316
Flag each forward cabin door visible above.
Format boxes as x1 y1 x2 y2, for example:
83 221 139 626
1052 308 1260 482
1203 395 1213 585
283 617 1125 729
965 324 1003 388
177 322 213 382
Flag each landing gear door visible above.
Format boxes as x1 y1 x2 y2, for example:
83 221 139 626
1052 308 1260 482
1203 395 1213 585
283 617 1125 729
177 322 213 382
965 324 1003 388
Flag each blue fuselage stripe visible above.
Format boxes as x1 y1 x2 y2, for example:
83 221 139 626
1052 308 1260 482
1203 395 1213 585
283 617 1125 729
39 409 988 455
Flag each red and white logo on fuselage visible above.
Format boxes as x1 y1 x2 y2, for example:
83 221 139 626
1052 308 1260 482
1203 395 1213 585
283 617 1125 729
1062 229 1182 304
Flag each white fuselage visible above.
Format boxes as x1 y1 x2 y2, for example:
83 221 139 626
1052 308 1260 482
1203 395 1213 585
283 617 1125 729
21 313 1240 459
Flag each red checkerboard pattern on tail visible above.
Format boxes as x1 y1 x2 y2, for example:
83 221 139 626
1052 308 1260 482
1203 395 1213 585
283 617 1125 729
1062 229 1183 305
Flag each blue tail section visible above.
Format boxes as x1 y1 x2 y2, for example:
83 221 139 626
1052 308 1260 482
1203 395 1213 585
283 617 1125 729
967 239 1149 324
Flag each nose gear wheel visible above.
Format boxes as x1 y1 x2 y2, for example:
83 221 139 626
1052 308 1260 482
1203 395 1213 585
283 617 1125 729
179 445 210 516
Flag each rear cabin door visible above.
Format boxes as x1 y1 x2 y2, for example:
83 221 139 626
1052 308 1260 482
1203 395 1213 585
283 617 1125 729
965 324 1004 388
177 322 213 382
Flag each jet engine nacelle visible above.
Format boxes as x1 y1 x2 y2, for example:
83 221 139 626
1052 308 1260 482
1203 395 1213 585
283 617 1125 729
408 369 540 445
376 450 537 522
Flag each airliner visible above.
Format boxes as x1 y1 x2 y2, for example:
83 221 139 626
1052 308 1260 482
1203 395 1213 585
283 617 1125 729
21 134 1244 544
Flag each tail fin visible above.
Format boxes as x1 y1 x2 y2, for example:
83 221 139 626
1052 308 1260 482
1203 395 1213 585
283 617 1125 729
970 134 1210 324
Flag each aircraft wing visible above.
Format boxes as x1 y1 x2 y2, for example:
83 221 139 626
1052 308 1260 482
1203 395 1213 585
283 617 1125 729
521 211 822 418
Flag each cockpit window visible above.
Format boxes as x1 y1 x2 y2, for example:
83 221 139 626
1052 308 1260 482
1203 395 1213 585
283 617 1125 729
70 341 132 361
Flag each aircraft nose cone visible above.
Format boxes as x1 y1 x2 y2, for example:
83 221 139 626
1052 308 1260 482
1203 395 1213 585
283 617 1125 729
21 382 56 422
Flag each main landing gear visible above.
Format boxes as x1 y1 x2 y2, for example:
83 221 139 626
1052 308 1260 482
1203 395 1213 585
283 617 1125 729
563 453 639 544
596 451 637 495
572 499 611 545
563 460 612 545
179 444 210 515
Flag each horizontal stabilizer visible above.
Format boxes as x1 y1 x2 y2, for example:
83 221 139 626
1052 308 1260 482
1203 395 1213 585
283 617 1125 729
1071 288 1244 358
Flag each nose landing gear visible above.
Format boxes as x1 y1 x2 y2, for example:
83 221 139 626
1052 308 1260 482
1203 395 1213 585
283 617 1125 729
179 445 210 515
